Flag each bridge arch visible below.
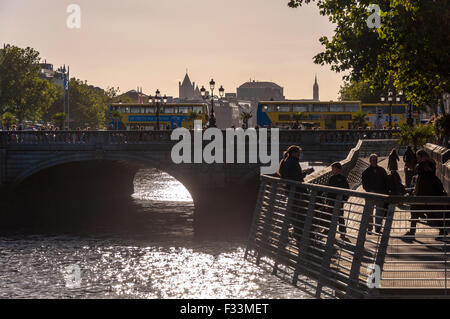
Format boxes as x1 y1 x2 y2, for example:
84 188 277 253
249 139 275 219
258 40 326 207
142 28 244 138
12 152 192 196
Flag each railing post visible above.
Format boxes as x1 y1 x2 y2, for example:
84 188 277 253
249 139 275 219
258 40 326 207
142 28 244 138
245 180 267 261
293 189 317 286
315 193 343 298
257 180 279 265
273 186 295 275
345 199 374 298
366 201 396 299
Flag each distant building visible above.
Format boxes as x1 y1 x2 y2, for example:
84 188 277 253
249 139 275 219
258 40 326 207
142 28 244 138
237 81 285 101
313 75 319 101
38 61 65 87
179 72 201 101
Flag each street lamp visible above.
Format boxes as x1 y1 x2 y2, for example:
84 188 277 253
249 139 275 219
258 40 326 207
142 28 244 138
149 89 167 131
381 89 404 129
201 79 225 128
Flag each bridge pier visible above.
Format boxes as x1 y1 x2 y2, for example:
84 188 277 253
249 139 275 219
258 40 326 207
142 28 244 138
191 177 260 239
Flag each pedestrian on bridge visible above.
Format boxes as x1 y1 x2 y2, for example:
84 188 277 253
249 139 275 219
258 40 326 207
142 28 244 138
362 154 389 234
403 146 417 188
325 162 350 242
388 149 400 172
277 145 314 247
405 150 448 239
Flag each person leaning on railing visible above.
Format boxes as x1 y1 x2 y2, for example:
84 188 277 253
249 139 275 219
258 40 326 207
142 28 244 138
277 145 314 247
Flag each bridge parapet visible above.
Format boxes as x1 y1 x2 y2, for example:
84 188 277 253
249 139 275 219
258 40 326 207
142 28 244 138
0 129 398 147
425 143 450 193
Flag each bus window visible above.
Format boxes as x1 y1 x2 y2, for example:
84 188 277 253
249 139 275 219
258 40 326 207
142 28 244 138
330 104 345 112
362 106 377 114
337 114 352 121
345 104 360 112
130 106 140 113
293 105 308 112
193 106 203 113
262 105 275 112
313 104 329 112
178 106 189 114
164 107 175 113
392 105 406 114
144 106 155 114
277 105 291 112
124 106 130 113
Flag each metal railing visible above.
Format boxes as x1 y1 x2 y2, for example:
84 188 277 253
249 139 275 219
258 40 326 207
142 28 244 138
0 129 399 147
305 139 403 186
245 175 450 298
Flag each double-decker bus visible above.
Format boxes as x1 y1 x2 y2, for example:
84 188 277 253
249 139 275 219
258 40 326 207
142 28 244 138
257 100 409 129
257 101 360 129
361 103 408 129
109 103 208 130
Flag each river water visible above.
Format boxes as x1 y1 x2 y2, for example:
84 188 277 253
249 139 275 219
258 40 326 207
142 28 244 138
0 165 323 299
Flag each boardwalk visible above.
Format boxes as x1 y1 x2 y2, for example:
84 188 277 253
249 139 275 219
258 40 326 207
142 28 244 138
337 158 450 294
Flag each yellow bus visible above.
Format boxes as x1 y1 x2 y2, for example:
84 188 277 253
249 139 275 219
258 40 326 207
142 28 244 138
257 100 409 129
361 103 408 129
257 101 360 129
109 103 208 130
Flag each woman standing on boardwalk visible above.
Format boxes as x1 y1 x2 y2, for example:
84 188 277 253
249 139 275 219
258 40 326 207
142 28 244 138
277 145 314 247
388 149 400 172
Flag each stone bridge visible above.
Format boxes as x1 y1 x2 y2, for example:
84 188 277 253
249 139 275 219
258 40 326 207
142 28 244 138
0 129 397 237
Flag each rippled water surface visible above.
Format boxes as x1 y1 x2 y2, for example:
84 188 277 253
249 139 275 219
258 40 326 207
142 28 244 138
0 168 319 299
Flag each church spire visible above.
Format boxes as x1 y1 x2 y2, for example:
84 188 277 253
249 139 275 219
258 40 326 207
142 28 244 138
313 74 319 101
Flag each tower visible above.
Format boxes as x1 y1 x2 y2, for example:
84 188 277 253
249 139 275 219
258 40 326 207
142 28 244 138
313 74 319 101
179 71 195 100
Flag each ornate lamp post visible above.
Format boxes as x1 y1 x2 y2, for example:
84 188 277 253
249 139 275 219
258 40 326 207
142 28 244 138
381 89 404 129
149 89 167 130
200 79 225 128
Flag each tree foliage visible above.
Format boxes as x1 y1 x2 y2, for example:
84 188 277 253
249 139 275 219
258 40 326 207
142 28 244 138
288 0 450 108
395 123 435 149
351 111 368 129
240 111 253 127
1 112 16 130
0 44 58 122
339 80 383 103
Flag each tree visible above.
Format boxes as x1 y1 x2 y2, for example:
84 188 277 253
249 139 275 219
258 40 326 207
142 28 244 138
52 112 66 130
186 110 201 128
46 78 110 129
288 1 450 109
1 112 16 130
240 111 253 128
351 111 368 129
0 44 58 123
395 123 435 150
432 114 450 146
339 80 383 103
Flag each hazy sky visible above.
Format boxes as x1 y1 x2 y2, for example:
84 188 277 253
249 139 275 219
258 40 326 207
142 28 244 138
0 0 344 100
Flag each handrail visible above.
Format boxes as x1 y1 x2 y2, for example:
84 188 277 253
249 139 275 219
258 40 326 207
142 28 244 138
246 174 450 299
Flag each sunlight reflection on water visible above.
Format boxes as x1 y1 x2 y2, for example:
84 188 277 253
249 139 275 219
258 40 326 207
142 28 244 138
0 167 326 299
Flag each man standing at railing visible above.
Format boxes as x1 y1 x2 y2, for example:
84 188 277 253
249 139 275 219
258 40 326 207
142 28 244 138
362 154 389 234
